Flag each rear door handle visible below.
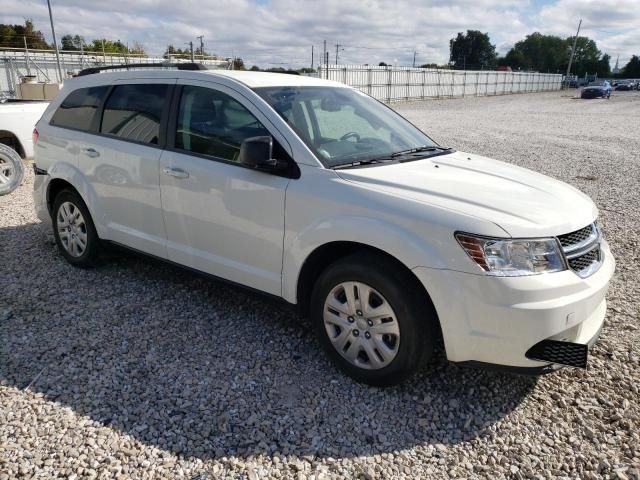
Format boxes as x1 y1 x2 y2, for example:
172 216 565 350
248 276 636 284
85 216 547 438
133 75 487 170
82 148 100 158
162 167 189 179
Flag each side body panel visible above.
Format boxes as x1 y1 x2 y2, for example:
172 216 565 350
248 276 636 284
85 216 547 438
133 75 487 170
158 80 293 296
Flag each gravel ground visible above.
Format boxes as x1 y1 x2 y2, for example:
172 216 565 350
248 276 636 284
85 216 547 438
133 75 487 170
1 90 639 479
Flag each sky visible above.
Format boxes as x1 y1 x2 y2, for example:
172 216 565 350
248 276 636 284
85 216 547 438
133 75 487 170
1 0 638 70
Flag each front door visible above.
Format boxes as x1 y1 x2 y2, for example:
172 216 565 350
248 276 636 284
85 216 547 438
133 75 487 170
159 82 292 296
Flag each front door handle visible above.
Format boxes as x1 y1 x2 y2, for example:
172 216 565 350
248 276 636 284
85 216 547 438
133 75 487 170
82 148 100 158
162 167 189 179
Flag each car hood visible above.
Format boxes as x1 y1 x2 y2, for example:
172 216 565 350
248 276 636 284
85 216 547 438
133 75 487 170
335 150 597 237
583 86 606 91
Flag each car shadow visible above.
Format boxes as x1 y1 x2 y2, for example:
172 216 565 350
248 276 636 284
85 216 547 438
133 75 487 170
1 222 538 460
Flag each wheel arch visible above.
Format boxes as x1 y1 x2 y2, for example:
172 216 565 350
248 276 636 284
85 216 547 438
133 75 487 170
294 241 441 339
0 130 26 158
45 169 105 238
46 177 79 214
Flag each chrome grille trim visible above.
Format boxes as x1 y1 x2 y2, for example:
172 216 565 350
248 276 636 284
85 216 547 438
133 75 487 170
558 223 598 254
557 223 602 278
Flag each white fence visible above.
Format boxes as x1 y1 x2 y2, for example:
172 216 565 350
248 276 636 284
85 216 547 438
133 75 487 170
1 50 229 97
318 65 562 102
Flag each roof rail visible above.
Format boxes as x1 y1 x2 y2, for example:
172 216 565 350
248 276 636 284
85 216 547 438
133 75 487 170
76 62 208 77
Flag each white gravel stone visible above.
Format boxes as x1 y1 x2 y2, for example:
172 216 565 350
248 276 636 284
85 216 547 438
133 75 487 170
1 91 638 479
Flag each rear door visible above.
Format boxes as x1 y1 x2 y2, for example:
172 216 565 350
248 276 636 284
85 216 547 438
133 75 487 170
158 81 293 295
78 79 175 258
40 85 109 175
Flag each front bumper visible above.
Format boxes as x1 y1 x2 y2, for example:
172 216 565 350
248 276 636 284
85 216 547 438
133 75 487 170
581 90 606 98
412 239 615 369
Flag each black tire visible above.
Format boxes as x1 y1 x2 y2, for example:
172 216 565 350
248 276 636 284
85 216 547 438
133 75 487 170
0 143 25 196
310 252 437 387
52 189 100 267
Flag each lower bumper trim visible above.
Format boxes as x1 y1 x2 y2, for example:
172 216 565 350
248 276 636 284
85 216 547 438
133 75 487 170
525 340 588 368
453 322 605 375
453 360 562 376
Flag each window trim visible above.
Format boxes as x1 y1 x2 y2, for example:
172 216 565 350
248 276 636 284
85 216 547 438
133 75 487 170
93 82 176 149
166 83 300 179
48 85 110 134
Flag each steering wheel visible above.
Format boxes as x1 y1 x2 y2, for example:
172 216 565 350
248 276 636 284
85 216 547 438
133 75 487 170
340 132 361 142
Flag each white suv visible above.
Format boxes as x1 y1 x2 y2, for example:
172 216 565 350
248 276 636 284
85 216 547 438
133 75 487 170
33 65 615 386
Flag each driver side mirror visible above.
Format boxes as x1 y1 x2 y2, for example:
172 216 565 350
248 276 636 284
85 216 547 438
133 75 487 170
238 136 277 168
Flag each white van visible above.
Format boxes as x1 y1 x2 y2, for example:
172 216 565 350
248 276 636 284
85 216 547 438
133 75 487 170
33 65 614 386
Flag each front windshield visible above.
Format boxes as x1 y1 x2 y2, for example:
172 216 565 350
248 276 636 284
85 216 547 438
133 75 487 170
255 86 437 167
588 81 607 86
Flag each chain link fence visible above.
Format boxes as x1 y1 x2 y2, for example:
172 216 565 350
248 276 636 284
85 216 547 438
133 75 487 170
1 49 229 98
317 65 562 102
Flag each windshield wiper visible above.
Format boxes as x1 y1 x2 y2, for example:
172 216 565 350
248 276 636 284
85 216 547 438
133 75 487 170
391 145 452 157
331 158 396 170
330 146 454 169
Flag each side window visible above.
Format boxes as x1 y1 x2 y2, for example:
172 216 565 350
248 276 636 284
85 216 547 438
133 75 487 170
50 86 108 131
100 84 169 145
175 85 269 162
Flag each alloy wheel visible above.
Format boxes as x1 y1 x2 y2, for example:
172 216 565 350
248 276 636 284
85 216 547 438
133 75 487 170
56 201 88 257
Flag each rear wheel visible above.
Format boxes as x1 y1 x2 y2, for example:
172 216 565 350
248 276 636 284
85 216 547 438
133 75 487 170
310 253 436 386
52 190 100 267
0 143 24 195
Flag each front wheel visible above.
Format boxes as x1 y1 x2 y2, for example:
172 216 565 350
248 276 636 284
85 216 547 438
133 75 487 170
310 253 436 386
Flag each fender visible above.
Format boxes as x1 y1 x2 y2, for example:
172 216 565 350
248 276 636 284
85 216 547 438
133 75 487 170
47 161 108 238
281 214 448 303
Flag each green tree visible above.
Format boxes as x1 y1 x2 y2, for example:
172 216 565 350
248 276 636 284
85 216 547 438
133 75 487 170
504 32 567 72
449 30 497 69
86 39 128 54
503 32 611 76
623 55 640 77
0 20 50 49
570 36 606 76
60 34 85 51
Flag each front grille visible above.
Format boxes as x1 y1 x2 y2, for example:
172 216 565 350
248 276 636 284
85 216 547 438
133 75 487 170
557 223 602 278
557 225 595 249
568 246 600 272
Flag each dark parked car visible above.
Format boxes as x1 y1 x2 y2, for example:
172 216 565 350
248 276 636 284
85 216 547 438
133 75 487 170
581 80 611 99
615 81 633 91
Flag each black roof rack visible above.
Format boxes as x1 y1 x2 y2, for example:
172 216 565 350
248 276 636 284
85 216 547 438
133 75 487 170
76 62 208 77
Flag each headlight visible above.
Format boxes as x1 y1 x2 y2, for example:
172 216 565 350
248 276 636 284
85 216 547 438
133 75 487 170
455 233 566 276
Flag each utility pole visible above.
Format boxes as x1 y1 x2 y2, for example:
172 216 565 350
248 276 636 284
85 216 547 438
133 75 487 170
565 18 582 84
325 51 329 79
101 39 106 65
197 35 204 59
323 40 327 77
23 36 31 76
189 41 195 62
311 45 314 69
335 43 342 65
412 51 417 68
46 0 63 83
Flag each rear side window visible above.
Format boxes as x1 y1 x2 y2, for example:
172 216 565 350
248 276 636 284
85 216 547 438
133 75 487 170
100 84 169 145
50 86 108 131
